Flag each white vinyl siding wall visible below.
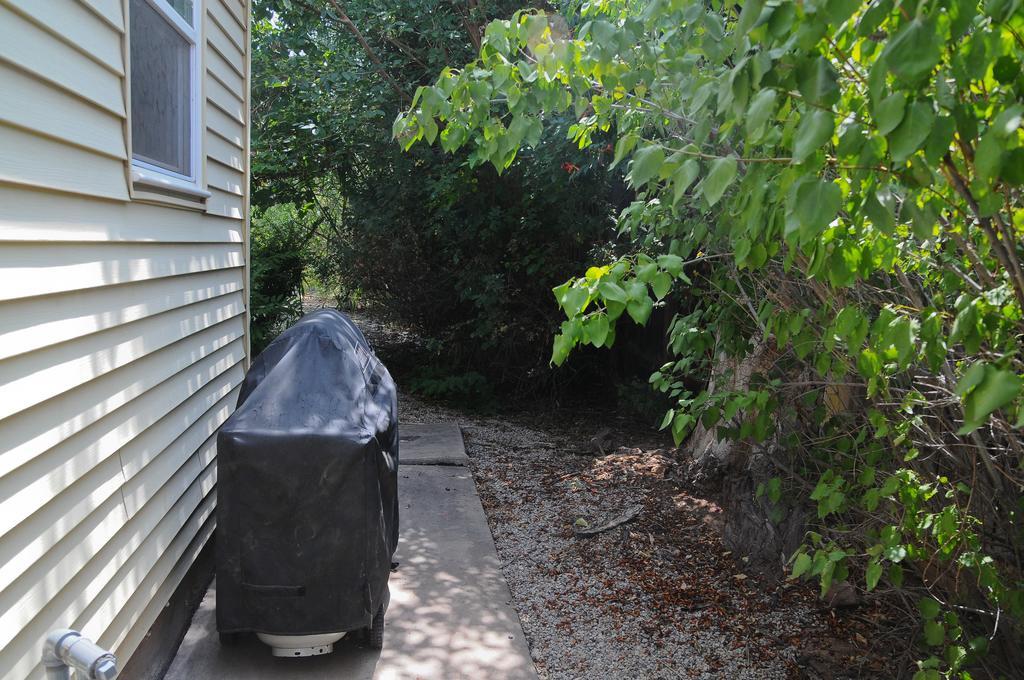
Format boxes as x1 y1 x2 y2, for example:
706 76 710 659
0 0 250 677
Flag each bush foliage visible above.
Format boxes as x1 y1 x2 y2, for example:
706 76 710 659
396 0 1024 674
250 0 626 389
249 204 311 354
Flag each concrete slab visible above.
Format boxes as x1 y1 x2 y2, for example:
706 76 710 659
399 423 468 466
163 467 536 680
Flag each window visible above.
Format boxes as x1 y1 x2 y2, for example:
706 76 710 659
129 0 206 198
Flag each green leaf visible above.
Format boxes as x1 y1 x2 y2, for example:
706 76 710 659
857 0 891 37
791 552 812 578
994 55 1020 83
824 0 860 25
611 134 639 169
736 0 765 35
865 560 882 590
587 19 618 50
626 295 654 325
960 366 1023 433
918 597 941 619
659 408 674 430
605 300 625 321
955 362 988 397
734 238 752 266
672 159 700 205
551 333 573 366
556 284 589 317
873 92 906 136
598 280 628 303
924 115 956 165
1002 148 1024 186
862 189 895 234
588 314 610 347
924 620 945 646
656 254 684 277
700 156 738 207
992 104 1024 138
636 258 658 283
889 563 904 588
820 559 836 597
625 279 647 302
882 19 941 83
792 178 841 242
745 89 778 140
793 109 834 163
883 543 907 562
629 145 666 188
889 101 935 163
975 128 1004 184
671 412 693 445
651 271 673 300
797 56 840 106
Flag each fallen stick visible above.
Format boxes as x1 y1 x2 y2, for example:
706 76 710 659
574 504 643 538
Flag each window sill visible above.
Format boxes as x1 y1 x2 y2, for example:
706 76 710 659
131 166 211 203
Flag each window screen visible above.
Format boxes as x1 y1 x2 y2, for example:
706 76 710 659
130 0 192 177
168 0 194 22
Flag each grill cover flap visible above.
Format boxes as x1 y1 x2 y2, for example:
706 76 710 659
216 309 398 634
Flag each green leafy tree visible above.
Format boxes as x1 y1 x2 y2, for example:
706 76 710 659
396 0 1024 674
251 0 625 387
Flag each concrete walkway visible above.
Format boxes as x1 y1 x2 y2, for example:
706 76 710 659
163 424 537 680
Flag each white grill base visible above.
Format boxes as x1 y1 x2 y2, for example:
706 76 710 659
256 632 345 657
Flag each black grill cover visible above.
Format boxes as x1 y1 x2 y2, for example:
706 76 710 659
216 309 398 635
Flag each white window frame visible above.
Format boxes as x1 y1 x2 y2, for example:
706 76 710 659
130 0 208 199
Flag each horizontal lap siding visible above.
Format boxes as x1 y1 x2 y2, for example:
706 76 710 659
206 104 245 149
0 1 250 677
207 42 244 94
0 344 243 590
206 133 245 173
0 4 125 117
0 300 245 530
207 161 245 197
0 321 245 481
0 268 244 362
0 186 244 242
207 0 245 54
0 376 241 651
0 125 130 201
0 241 244 301
0 64 126 160
0 0 128 204
206 74 244 125
204 0 248 223
4 0 125 75
79 0 124 32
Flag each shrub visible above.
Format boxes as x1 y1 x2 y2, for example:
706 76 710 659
249 204 312 354
397 1 1024 674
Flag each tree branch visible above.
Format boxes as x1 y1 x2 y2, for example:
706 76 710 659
942 156 1024 310
317 0 413 104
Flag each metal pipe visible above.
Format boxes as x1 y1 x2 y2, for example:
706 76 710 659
43 629 117 680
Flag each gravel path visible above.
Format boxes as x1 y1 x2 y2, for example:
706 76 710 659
306 304 890 678
400 395 827 679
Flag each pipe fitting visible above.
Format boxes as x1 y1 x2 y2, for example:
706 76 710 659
43 629 117 680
